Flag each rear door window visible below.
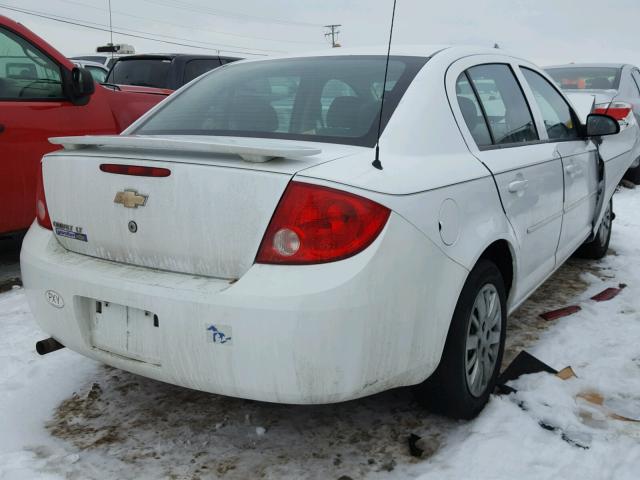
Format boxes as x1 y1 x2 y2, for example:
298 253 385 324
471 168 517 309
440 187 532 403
455 73 492 146
466 64 538 146
521 68 579 140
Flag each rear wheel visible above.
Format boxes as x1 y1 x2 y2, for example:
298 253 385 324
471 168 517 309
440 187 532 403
414 260 507 419
624 163 640 185
576 198 612 260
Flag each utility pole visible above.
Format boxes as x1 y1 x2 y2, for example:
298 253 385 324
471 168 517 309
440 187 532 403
324 24 342 48
108 0 114 58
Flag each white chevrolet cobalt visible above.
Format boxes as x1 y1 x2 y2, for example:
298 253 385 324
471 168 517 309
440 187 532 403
21 46 635 419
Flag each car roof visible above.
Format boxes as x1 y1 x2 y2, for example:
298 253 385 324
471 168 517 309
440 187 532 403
236 45 527 64
116 53 240 61
545 63 629 69
74 60 108 69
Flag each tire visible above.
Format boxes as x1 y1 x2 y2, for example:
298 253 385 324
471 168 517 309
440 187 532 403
624 163 640 185
414 259 507 419
576 198 612 260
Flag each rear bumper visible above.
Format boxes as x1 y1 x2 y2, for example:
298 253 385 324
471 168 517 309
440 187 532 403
20 214 467 404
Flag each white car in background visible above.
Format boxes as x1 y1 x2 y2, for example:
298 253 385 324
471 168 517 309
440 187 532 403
72 60 109 84
545 63 640 183
21 46 633 419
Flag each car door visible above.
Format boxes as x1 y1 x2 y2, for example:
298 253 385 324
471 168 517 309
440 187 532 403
519 67 599 262
0 24 116 234
449 58 564 304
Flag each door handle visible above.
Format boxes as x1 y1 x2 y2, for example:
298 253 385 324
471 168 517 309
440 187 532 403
508 179 529 193
0 124 4 134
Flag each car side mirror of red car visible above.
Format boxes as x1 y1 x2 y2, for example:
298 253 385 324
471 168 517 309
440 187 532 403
69 67 96 106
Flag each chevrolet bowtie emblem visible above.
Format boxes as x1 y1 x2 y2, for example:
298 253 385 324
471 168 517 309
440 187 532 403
114 190 148 208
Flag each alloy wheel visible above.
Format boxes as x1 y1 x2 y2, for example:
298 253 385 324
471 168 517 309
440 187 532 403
465 283 502 398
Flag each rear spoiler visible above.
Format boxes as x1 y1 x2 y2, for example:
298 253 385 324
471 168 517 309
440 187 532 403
49 135 322 163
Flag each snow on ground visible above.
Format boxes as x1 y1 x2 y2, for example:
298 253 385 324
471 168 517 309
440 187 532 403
1 189 639 479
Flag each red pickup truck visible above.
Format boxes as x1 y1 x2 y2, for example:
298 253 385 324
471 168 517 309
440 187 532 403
0 15 168 236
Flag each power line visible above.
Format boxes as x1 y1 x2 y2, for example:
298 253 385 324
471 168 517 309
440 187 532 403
2 3 280 53
0 3 273 56
140 0 323 28
50 0 324 46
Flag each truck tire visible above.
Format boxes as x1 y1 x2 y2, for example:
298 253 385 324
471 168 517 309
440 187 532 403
576 198 612 260
414 259 507 419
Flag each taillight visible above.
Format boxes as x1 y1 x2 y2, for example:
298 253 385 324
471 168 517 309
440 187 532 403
36 162 52 230
100 164 171 177
594 101 633 122
256 182 391 265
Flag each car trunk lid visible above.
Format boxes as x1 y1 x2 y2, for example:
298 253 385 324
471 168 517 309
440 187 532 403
43 135 359 279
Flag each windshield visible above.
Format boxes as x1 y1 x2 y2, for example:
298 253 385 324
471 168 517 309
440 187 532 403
133 55 427 147
106 58 172 88
545 67 622 91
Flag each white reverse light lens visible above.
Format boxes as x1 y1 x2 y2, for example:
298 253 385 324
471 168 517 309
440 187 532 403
273 228 300 257
37 200 46 221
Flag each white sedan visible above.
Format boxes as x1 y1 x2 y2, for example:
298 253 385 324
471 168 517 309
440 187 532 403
21 46 634 419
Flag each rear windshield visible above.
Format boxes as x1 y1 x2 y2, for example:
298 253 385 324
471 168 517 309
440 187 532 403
106 58 172 88
545 67 622 91
133 55 427 147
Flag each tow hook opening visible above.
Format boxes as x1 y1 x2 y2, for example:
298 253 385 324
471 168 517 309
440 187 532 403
36 338 65 355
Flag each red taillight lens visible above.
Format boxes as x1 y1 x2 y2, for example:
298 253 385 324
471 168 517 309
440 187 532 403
100 164 171 177
36 162 52 230
256 182 391 265
594 102 632 122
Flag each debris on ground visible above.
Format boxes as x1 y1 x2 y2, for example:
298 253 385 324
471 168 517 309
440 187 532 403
539 305 582 321
590 283 626 302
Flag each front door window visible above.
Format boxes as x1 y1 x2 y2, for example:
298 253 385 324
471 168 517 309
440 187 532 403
0 27 63 100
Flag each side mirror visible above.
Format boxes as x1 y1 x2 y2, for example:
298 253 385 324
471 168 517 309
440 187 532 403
586 113 620 137
69 67 95 105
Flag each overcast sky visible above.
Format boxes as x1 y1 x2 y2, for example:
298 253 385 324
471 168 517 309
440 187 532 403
2 0 640 66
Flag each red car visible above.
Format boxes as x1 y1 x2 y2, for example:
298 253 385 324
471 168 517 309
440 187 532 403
0 15 168 236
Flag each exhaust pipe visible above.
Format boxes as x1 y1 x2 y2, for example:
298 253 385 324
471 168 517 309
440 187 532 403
36 338 65 355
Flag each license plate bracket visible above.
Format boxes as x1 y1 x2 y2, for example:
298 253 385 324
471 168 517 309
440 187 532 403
90 300 161 365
